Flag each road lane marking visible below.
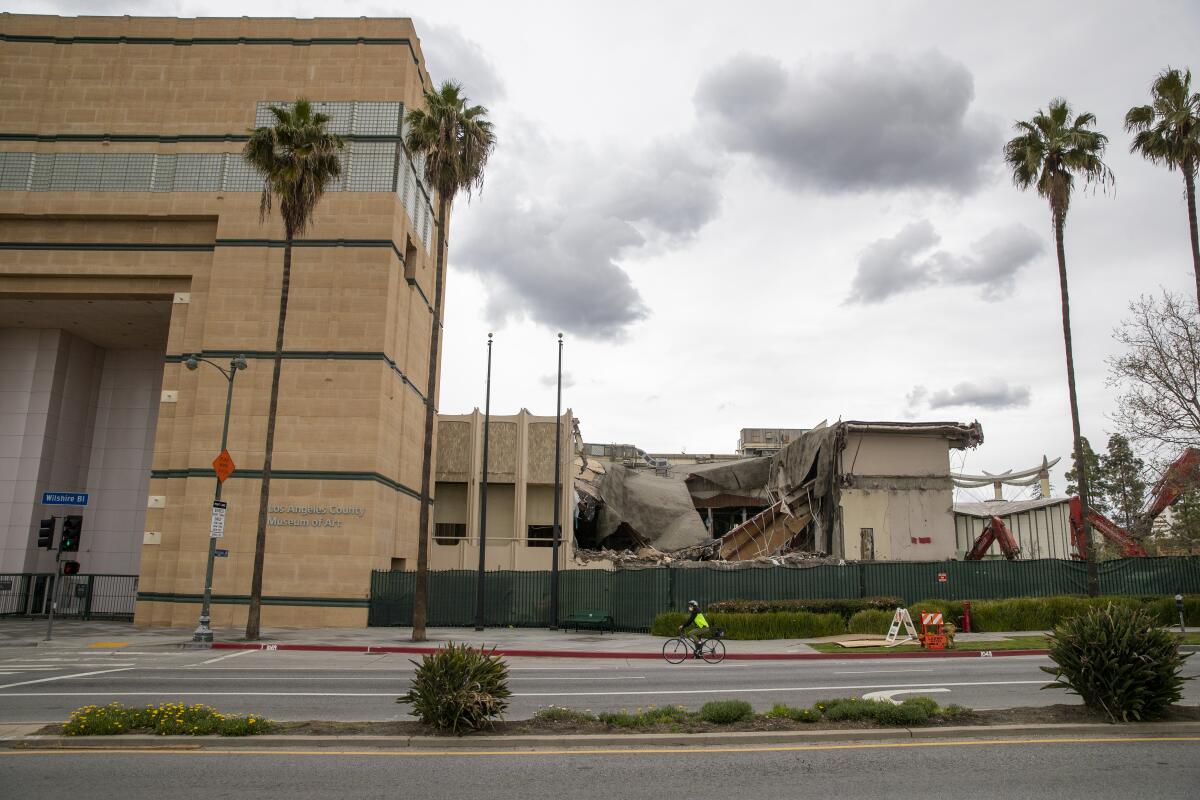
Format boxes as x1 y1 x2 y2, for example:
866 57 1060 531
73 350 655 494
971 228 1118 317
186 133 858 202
195 650 255 666
0 668 134 691
508 679 1047 698
836 669 934 675
862 688 950 704
0 678 1048 699
2 737 1197 758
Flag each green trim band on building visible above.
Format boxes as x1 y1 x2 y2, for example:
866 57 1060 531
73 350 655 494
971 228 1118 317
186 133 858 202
0 241 215 251
137 591 369 608
0 32 427 87
164 349 427 403
214 239 435 315
149 467 424 501
0 132 405 143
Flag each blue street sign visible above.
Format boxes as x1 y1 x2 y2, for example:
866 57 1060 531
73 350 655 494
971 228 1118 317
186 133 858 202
214 549 229 557
42 492 89 506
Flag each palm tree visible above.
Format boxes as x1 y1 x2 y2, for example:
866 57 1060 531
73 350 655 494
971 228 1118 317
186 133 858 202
241 100 344 639
1125 67 1200 305
1004 99 1114 597
405 81 496 642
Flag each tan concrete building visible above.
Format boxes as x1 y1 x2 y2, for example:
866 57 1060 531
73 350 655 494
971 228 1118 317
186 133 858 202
432 411 576 572
0 15 442 627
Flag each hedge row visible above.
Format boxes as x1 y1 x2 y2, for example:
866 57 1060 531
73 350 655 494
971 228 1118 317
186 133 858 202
707 597 902 620
651 611 846 640
653 594 1199 638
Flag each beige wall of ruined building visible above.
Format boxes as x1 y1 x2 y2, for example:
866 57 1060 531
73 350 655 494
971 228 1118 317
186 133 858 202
430 410 608 571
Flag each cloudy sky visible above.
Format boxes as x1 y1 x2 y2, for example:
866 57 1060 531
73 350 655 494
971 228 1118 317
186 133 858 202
15 1 1200 498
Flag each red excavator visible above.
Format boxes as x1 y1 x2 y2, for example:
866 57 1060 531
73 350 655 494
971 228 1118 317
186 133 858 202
968 447 1200 561
965 516 1023 560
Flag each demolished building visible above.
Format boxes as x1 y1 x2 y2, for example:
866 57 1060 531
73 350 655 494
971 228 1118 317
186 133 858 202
575 420 983 563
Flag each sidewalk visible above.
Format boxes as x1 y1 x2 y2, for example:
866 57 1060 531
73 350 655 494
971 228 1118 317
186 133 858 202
3 619 1195 660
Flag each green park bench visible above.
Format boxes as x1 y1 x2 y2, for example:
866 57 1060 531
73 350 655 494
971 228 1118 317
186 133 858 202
562 609 615 633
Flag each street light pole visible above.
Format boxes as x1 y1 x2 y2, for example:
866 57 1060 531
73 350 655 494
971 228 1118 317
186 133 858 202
549 332 563 631
474 333 493 632
188 354 247 644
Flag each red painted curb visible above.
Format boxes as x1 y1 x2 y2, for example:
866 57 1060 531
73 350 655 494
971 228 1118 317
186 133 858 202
210 641 1050 661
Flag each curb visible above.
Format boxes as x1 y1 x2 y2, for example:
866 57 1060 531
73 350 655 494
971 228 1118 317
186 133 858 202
7 721 1200 751
209 641 1052 660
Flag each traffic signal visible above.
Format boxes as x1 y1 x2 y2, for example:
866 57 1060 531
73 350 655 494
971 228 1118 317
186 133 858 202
37 518 56 549
61 561 80 576
60 515 83 552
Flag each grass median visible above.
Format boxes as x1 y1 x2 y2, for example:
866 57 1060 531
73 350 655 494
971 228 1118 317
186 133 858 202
809 635 1052 654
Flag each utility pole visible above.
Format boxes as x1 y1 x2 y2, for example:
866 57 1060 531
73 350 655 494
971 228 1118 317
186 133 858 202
474 334 493 632
187 354 247 644
549 333 564 630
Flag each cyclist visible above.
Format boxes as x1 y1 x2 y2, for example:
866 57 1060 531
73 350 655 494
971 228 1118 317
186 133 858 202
677 600 711 657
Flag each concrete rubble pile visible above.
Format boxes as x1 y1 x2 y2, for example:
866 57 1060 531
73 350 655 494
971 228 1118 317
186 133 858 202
573 419 983 564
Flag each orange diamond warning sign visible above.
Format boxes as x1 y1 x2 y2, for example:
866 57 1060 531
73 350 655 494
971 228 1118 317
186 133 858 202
213 449 235 483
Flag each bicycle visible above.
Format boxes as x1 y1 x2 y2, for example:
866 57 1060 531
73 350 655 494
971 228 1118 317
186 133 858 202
662 629 726 664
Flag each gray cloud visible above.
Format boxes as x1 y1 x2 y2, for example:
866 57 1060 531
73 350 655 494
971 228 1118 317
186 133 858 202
453 126 723 338
908 380 1032 412
539 371 576 390
414 21 506 105
847 221 1042 304
694 51 999 194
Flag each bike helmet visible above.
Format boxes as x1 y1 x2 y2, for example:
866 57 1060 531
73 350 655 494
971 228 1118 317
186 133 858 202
687 600 699 609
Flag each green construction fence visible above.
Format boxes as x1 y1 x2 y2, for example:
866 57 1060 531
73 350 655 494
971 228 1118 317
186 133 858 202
367 556 1200 631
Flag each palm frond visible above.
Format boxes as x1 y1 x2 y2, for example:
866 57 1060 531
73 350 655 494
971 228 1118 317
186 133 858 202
242 98 345 237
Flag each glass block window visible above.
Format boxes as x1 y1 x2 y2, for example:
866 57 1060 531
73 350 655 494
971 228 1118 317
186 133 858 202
345 141 395 192
1 144 437 249
353 102 404 136
151 153 177 192
173 153 224 191
255 100 403 138
0 151 32 190
223 157 266 193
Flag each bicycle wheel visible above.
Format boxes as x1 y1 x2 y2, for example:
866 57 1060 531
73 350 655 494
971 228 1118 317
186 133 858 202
663 638 690 664
701 638 726 664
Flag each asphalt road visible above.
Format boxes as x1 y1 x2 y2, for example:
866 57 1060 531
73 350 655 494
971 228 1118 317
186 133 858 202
2 739 1198 799
2 647 1199 722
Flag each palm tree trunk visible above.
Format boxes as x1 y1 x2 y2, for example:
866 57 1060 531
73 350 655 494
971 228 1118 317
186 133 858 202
1184 163 1200 308
1053 210 1099 597
246 232 293 639
412 196 449 642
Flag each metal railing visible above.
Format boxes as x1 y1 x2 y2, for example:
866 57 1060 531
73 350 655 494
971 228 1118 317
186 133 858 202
0 574 138 620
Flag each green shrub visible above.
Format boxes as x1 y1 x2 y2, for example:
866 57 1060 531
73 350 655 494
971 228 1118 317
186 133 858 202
940 704 972 721
707 597 901 620
875 700 931 726
909 600 965 626
1042 604 1192 722
651 611 846 639
533 706 597 724
818 698 889 722
397 643 511 734
699 700 754 724
597 706 692 728
598 710 642 729
61 702 270 736
848 609 895 634
764 703 819 722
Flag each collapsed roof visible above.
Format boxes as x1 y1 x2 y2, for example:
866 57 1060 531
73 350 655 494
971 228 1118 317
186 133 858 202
574 420 983 560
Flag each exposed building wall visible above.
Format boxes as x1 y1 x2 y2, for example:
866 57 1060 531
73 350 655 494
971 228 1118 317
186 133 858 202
839 433 956 560
431 410 575 571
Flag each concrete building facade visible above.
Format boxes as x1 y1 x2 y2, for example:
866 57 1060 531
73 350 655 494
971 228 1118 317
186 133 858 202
432 411 576 572
0 14 441 627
